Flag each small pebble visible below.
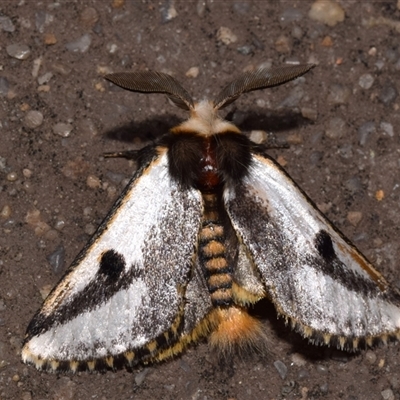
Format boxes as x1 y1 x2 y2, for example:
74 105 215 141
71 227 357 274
308 0 345 27
275 35 291 53
364 350 377 364
237 45 253 55
86 175 101 189
347 211 362 226
0 77 10 96
39 285 52 300
84 223 96 236
112 0 125 7
0 16 15 32
379 85 397 105
301 107 318 120
7 172 18 182
44 228 59 242
66 34 92 53
6 43 31 60
23 168 33 178
0 205 12 218
321 35 333 47
24 110 44 129
38 72 53 85
161 2 178 23
375 190 385 201
325 116 345 139
359 73 374 89
358 121 376 146
273 360 288 379
281 380 296 395
186 67 200 78
280 8 304 24
20 103 30 112
47 244 66 274
291 26 303 40
135 368 149 386
319 382 329 394
345 177 363 194
196 0 206 17
380 121 394 137
250 130 267 144
316 364 328 374
217 27 237 45
327 84 351 105
80 7 99 28
291 352 307 367
287 133 303 145
297 369 310 380
32 56 43 78
25 209 51 236
381 388 395 400
35 10 53 33
62 159 89 179
79 118 98 136
53 122 73 138
44 33 57 45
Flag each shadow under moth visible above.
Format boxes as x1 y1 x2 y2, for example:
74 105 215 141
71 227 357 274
22 64 400 372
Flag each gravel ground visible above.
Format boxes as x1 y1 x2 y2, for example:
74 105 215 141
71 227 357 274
1 1 400 399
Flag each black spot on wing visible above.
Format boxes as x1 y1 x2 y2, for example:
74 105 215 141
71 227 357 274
315 230 335 261
98 250 125 282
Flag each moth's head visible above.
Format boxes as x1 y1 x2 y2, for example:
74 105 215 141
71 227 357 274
173 99 240 137
104 64 315 137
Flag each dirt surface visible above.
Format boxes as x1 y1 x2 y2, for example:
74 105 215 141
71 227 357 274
1 1 400 399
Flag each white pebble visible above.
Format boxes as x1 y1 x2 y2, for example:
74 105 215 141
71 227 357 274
65 34 92 53
381 388 395 400
24 110 44 129
216 27 237 45
359 73 374 89
7 172 18 182
380 121 394 137
37 72 53 85
53 122 73 137
249 130 267 144
186 67 200 78
6 43 31 60
308 0 345 27
86 175 101 189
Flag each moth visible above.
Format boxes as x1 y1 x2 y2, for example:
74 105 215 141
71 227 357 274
22 64 400 373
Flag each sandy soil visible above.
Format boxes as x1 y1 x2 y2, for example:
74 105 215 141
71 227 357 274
1 1 400 399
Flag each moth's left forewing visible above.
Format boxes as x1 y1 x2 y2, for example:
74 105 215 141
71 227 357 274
22 150 204 371
225 153 400 349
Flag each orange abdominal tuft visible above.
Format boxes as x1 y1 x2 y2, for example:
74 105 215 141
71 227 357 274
209 306 264 352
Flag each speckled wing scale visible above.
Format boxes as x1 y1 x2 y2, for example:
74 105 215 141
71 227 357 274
22 64 400 373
